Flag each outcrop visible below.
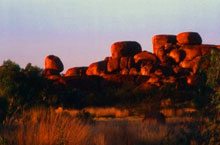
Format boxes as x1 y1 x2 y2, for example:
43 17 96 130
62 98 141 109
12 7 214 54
44 32 220 89
43 55 64 80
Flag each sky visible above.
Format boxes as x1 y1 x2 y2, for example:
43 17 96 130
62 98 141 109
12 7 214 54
0 0 220 72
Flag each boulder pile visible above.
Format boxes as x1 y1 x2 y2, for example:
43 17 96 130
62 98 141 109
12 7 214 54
44 32 220 88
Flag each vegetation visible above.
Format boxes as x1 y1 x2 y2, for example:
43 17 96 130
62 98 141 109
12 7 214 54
0 49 220 145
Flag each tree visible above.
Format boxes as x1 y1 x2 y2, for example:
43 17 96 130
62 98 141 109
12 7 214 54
0 60 46 116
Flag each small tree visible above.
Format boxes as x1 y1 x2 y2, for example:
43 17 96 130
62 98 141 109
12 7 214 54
0 60 46 116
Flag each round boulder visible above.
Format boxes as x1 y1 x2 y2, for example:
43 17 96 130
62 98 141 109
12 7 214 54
45 55 64 72
86 60 107 76
177 32 202 45
111 41 142 59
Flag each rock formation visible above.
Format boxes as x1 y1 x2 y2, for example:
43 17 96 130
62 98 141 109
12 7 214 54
44 32 220 88
44 55 64 80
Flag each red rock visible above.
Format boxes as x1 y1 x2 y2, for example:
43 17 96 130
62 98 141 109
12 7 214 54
86 60 107 76
47 75 61 80
129 68 138 75
187 75 198 85
156 47 167 62
169 49 184 63
120 57 134 69
154 69 163 76
111 41 142 59
45 55 64 72
180 45 202 60
43 69 60 76
104 57 111 61
107 58 120 73
65 67 87 77
134 51 158 64
152 35 176 55
179 56 201 74
140 63 153 76
120 68 129 75
177 32 202 45
147 75 161 86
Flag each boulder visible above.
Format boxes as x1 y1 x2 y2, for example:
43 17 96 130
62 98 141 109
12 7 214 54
164 43 178 51
120 68 129 75
120 57 134 69
140 64 153 76
65 67 87 77
111 41 142 59
107 58 120 73
179 56 201 74
177 32 202 45
169 49 185 63
45 55 64 72
86 60 107 76
129 68 138 75
156 47 167 62
147 75 161 86
180 45 202 60
134 51 158 64
152 35 177 55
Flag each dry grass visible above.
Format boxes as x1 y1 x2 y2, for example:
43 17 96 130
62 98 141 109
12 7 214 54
2 107 91 145
0 107 198 145
55 107 130 118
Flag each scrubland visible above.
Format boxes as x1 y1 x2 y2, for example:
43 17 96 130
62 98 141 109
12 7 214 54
0 107 200 145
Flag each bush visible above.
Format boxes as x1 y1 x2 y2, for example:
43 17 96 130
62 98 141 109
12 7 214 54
0 60 47 116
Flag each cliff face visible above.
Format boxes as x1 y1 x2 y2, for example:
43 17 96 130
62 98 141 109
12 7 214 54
43 32 220 89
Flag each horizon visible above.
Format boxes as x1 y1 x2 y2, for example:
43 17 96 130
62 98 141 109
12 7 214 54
1 0 220 72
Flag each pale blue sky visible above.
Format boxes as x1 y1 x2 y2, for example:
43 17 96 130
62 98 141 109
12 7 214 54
0 0 220 72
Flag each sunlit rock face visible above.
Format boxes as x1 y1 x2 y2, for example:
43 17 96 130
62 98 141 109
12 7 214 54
152 35 176 55
86 60 107 76
107 58 120 73
134 51 158 64
111 41 142 59
65 67 87 77
45 55 64 72
44 55 64 80
47 32 220 87
177 32 202 45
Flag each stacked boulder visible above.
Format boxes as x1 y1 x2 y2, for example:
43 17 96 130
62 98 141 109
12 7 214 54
153 32 217 86
44 55 64 80
86 41 142 76
44 32 219 88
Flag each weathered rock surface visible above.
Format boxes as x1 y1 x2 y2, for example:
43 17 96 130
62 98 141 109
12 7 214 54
177 32 202 45
45 55 64 72
179 56 201 74
65 67 87 77
120 57 134 69
45 32 219 91
152 35 176 55
107 58 120 73
134 51 158 64
111 41 142 59
86 60 107 76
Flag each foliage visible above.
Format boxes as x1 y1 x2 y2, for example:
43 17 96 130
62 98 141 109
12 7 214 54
196 49 220 144
0 60 46 117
